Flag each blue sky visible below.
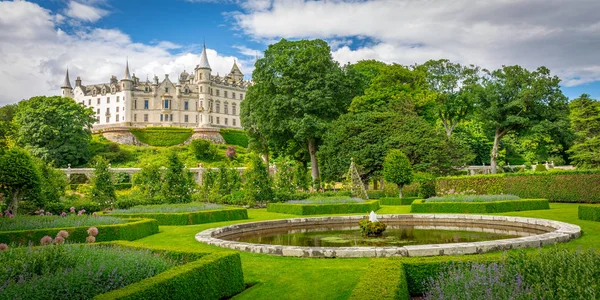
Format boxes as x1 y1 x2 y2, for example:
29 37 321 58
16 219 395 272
0 0 599 104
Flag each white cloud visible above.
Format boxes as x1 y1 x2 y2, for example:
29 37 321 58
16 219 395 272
64 1 109 22
0 1 249 105
232 0 600 88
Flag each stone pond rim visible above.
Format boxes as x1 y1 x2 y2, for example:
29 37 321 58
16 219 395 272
195 214 581 258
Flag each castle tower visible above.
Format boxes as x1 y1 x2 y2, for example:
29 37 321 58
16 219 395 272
120 60 134 125
120 59 133 91
196 42 212 127
61 68 74 98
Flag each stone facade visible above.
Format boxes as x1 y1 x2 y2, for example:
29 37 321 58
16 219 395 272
60 43 247 131
195 214 581 258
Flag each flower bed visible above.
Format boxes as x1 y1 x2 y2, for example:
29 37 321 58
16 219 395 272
410 199 549 213
578 205 600 222
266 200 380 215
0 215 126 231
112 203 224 214
424 194 521 203
0 218 158 246
108 205 248 226
379 197 421 205
286 196 366 204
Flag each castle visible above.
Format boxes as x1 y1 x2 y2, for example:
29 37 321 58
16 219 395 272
60 43 248 131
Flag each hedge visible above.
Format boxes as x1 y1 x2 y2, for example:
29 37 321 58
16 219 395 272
349 259 409 300
219 128 249 148
437 171 600 203
267 200 380 215
0 218 158 246
578 205 600 222
379 197 421 205
366 190 386 199
108 208 248 225
410 199 549 214
95 242 244 300
130 127 193 146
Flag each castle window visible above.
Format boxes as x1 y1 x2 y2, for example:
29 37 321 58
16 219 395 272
210 116 213 123
185 88 189 94
216 90 220 97
117 96 120 102
116 107 119 112
224 103 228 114
216 101 220 113
163 100 171 109
92 90 96 96
232 92 236 99
165 87 169 93
160 114 163 122
196 115 199 123
224 91 228 98
88 99 91 105
115 114 119 122
97 98 100 104
216 117 220 125
232 103 236 115
225 118 228 125
200 86 203 93
239 93 243 100
184 115 189 123
170 114 173 121
111 87 115 93
106 117 109 123
145 87 149 92
134 114 137 121
144 114 148 121
107 97 110 104
144 100 149 109
184 102 189 111
233 119 236 126
106 108 110 114
134 100 137 109
97 109 100 115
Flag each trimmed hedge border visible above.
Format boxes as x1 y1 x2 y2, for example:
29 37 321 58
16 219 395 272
0 218 158 246
266 200 380 215
410 199 550 214
366 190 386 199
107 208 248 226
349 259 409 300
437 172 600 203
578 205 600 222
380 197 421 206
95 242 244 300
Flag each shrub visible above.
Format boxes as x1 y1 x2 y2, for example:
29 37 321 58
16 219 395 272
161 152 195 204
366 190 386 199
90 157 116 208
130 127 193 146
43 197 102 214
383 150 413 198
108 206 248 225
133 163 163 202
410 199 550 213
0 215 125 231
0 218 158 246
578 205 600 221
189 139 217 160
267 200 380 215
425 194 521 202
535 164 547 172
379 197 420 205
243 155 273 205
219 128 249 147
349 259 409 300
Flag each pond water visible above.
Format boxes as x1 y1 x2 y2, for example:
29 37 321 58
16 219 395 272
226 224 529 247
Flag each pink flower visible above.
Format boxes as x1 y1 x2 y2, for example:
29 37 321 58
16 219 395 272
40 210 44 213
53 236 65 244
0 243 7 251
70 207 76 213
77 212 82 216
45 212 52 216
57 230 69 239
60 212 67 217
86 236 96 243
87 227 99 237
39 213 44 217
34 210 40 215
40 236 53 245
8 214 13 219
92 212 98 217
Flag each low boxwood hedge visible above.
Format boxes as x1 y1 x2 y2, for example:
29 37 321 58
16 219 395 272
219 128 249 148
95 242 244 300
366 190 386 199
578 205 600 222
267 200 380 215
108 208 248 225
0 218 158 246
130 127 193 146
379 197 421 205
349 259 409 300
410 199 549 214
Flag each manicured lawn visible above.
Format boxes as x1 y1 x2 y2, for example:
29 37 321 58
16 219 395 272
125 203 599 299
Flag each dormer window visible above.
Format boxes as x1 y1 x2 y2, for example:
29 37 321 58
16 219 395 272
184 88 189 94
165 87 169 93
111 87 115 93
145 87 149 92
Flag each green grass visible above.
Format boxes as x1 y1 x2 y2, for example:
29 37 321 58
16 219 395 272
130 127 193 147
90 203 599 299
425 194 521 202
220 128 249 148
0 215 126 231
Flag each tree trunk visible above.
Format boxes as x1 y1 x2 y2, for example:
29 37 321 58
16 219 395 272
398 184 404 198
380 178 384 190
490 128 503 174
7 190 19 216
308 139 320 188
373 178 378 190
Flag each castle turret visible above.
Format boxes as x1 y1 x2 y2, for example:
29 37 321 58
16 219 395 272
120 59 133 91
61 68 74 98
196 42 212 127
195 42 211 82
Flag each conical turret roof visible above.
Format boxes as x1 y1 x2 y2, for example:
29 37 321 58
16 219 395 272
122 59 132 81
198 42 211 69
61 68 72 89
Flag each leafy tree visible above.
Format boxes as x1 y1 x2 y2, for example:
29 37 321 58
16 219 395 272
161 152 195 204
383 150 413 198
132 162 163 201
90 157 116 208
0 104 18 150
568 94 600 167
273 157 298 197
345 60 387 98
243 154 273 205
318 111 473 183
452 121 491 165
35 159 68 206
418 59 481 136
189 139 217 160
478 66 568 173
14 96 96 167
241 39 354 186
0 148 41 215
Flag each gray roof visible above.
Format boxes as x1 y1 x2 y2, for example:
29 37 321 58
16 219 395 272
198 42 211 69
122 60 132 81
61 68 72 89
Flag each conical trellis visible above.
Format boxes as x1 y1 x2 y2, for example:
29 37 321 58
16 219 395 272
345 158 369 200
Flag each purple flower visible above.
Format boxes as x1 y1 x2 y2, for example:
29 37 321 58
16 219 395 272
57 230 69 239
70 207 76 213
39 213 44 217
40 209 44 213
40 236 53 245
45 212 52 216
0 243 7 251
87 227 99 237
61 212 67 217
8 214 14 218
53 236 65 244
86 236 96 243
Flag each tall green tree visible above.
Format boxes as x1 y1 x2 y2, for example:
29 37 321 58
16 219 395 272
418 59 481 136
0 104 18 150
243 154 273 205
240 39 354 186
478 66 568 173
90 157 116 208
568 94 600 167
14 96 96 167
0 148 41 215
161 152 195 204
383 150 413 198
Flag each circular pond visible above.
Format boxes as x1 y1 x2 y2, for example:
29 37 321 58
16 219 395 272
195 214 581 258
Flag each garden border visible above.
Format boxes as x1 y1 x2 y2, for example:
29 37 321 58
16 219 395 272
0 218 158 246
410 199 550 213
578 205 600 222
195 214 580 258
266 200 380 215
107 208 248 225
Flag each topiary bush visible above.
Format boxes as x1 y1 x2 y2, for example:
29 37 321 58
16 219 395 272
108 207 248 226
189 139 218 160
349 259 409 300
267 200 380 215
578 205 600 222
130 127 193 146
379 197 420 205
535 164 547 172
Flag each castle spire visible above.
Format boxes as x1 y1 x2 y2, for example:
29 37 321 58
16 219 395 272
61 68 72 89
122 59 132 81
198 42 211 70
